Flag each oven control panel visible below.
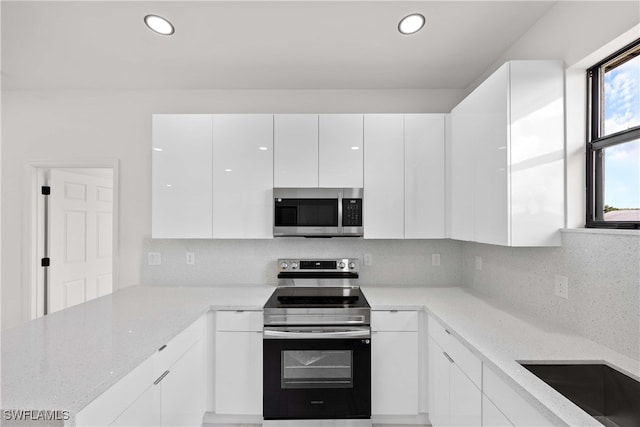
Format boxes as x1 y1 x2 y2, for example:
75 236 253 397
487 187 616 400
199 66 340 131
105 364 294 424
278 258 359 272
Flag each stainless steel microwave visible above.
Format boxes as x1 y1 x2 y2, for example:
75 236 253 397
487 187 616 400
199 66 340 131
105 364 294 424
273 188 363 237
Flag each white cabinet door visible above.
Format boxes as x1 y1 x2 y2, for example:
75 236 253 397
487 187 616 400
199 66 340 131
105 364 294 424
471 64 510 246
152 114 213 238
364 114 404 239
428 337 450 427
212 114 273 238
109 384 161 427
449 61 564 247
372 331 419 415
215 331 262 415
160 339 205 427
274 114 319 187
449 363 482 427
450 101 476 242
319 114 364 188
483 394 513 427
405 114 446 238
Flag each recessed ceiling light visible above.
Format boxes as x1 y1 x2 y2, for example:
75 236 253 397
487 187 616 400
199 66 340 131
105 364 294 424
144 14 175 36
259 146 268 151
351 146 360 150
398 13 425 35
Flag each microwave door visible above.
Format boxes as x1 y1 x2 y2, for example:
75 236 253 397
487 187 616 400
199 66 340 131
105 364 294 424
274 199 339 236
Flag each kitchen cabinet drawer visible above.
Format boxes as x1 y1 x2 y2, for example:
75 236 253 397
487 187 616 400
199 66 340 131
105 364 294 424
216 310 263 332
482 394 513 426
154 316 204 378
371 310 418 332
428 315 481 388
483 364 553 426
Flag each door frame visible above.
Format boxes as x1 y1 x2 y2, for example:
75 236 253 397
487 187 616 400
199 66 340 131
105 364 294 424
24 159 120 320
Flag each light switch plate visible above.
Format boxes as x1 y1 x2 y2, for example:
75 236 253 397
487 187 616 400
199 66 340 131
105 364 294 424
432 253 441 266
475 256 482 271
148 252 161 266
555 275 569 299
364 254 373 266
186 252 195 265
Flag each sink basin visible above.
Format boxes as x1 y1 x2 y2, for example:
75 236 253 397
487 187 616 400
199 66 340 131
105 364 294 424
520 363 640 427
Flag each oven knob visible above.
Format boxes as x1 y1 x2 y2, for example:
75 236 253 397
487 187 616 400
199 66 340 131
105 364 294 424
280 262 288 270
338 261 346 269
291 262 298 269
349 262 356 269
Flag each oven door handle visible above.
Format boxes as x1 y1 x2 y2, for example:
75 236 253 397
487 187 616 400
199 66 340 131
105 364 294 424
263 328 371 339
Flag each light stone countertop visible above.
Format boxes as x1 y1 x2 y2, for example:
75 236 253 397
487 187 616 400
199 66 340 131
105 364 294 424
362 285 640 427
2 285 639 427
0 285 274 422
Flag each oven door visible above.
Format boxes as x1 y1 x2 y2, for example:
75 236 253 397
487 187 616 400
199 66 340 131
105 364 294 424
263 327 371 420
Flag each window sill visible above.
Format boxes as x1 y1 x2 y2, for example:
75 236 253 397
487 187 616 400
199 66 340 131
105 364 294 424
561 228 640 237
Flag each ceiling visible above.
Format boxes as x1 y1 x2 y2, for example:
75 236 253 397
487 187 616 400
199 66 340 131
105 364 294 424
1 1 559 91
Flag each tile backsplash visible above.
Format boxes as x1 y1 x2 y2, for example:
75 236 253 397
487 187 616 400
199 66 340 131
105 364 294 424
462 230 640 361
142 238 463 288
142 231 639 361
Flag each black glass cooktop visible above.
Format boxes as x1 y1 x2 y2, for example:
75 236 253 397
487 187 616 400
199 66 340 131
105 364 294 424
264 287 370 309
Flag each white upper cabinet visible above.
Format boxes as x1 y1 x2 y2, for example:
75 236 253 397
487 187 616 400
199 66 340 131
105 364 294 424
405 114 446 239
152 114 213 238
319 114 364 188
274 114 319 188
450 60 564 246
364 114 404 239
364 114 446 239
212 114 274 238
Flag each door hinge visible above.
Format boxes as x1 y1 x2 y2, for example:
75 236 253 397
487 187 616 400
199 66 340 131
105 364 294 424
41 186 51 195
41 258 50 267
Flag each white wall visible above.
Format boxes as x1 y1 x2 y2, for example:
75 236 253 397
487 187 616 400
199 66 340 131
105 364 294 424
1 88 464 329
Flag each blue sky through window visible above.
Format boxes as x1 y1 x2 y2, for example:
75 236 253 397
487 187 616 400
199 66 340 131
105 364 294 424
603 55 640 211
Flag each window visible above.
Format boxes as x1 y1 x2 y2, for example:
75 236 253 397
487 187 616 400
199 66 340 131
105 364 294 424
587 38 640 229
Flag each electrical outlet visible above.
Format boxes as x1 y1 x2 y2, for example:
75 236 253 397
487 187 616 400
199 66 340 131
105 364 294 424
148 252 161 266
555 275 569 299
364 254 373 266
475 256 482 271
432 253 441 266
186 252 195 265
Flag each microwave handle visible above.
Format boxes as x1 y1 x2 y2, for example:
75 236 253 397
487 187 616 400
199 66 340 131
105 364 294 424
337 191 343 234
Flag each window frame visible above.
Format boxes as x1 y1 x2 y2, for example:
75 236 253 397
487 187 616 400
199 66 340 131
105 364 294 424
586 38 640 229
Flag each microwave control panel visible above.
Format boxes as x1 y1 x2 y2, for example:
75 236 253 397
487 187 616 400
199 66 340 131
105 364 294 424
342 199 362 226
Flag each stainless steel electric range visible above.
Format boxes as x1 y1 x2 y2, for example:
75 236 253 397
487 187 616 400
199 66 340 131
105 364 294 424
263 258 372 427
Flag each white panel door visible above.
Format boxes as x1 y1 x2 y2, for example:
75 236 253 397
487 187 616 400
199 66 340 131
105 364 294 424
428 337 450 427
364 114 404 239
405 114 446 238
152 114 213 238
215 331 262 415
472 63 510 246
109 384 161 427
161 340 205 427
371 331 418 415
449 363 482 427
274 114 319 187
319 114 364 188
49 169 113 313
212 114 273 238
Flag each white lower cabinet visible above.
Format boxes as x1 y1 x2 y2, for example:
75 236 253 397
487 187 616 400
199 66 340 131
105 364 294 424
109 382 161 426
76 316 206 427
214 310 263 415
371 310 420 418
482 365 553 426
483 394 513 427
427 315 482 427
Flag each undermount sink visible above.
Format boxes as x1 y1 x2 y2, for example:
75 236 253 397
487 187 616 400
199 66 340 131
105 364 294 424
520 363 640 427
